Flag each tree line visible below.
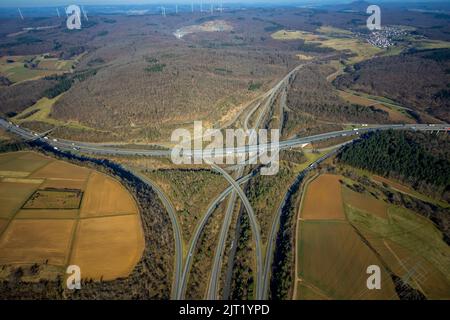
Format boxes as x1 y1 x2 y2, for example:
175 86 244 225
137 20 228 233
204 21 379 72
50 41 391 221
339 130 450 197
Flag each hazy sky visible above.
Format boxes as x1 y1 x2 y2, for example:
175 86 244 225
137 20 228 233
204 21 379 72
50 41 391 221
0 0 444 7
0 1 357 8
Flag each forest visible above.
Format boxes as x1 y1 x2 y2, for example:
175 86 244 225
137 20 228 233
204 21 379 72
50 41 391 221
334 48 450 122
339 130 450 198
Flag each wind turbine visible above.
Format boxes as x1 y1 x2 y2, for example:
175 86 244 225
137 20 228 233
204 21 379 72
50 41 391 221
56 8 60 18
81 6 88 21
18 8 24 20
191 1 194 13
161 6 166 17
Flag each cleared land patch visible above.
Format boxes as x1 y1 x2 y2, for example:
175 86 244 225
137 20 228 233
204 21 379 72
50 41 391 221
174 20 233 39
22 189 83 209
271 29 381 63
300 174 345 220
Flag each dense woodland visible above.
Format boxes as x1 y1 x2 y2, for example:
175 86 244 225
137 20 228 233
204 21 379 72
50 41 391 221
0 78 57 117
339 130 450 199
285 64 390 131
334 48 450 122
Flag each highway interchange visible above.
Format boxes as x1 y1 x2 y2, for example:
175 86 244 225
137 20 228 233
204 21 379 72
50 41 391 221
1 58 449 300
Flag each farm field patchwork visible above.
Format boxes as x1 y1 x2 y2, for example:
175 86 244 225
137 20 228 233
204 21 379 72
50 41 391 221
296 173 450 300
0 55 75 84
0 151 144 282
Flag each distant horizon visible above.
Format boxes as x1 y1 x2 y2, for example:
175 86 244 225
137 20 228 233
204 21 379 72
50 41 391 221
1 0 449 9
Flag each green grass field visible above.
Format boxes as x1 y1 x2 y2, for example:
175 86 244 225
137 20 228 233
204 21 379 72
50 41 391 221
0 55 75 84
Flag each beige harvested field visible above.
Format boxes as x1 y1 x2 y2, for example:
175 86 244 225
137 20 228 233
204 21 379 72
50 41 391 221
30 160 91 181
342 187 388 219
301 174 346 220
0 219 75 266
80 171 137 218
70 215 144 281
0 219 7 234
15 209 79 219
0 181 40 218
0 156 49 173
0 152 24 164
0 151 144 282
297 221 398 299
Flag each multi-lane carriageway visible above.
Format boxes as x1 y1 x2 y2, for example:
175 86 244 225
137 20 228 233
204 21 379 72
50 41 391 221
2 118 448 158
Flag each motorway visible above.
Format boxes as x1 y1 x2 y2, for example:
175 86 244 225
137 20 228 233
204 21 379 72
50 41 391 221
2 119 448 158
205 64 303 299
2 117 448 155
176 173 253 299
126 169 183 300
211 164 265 300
